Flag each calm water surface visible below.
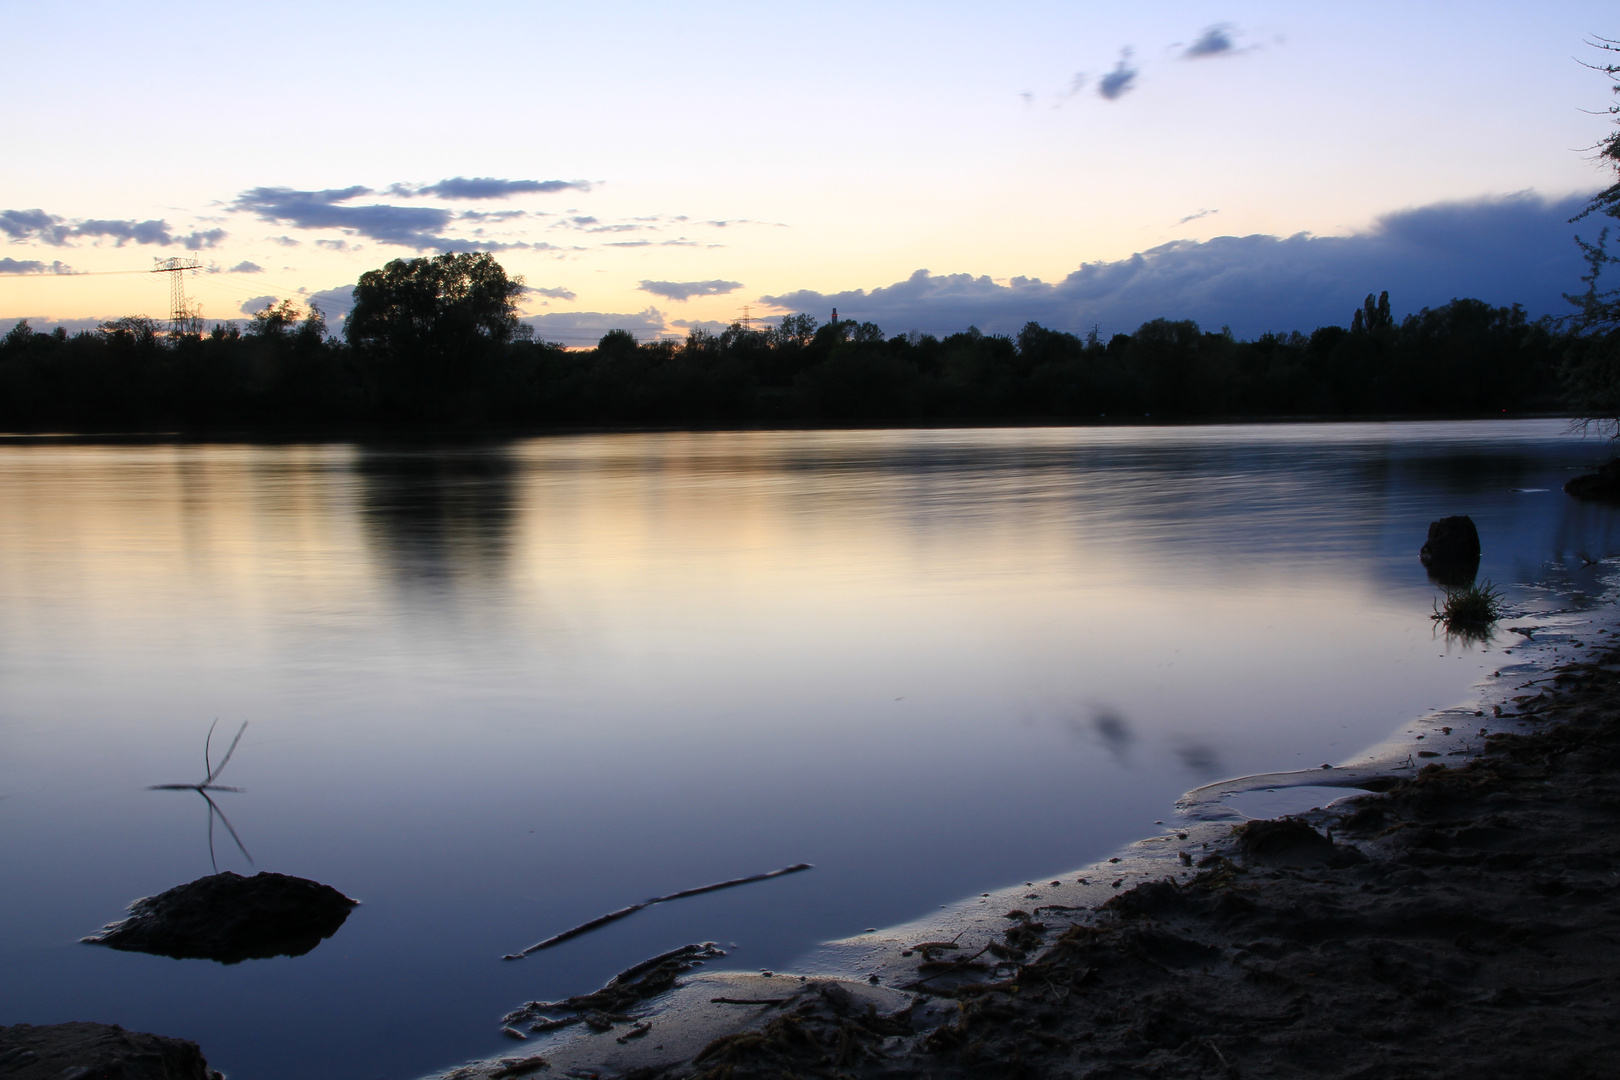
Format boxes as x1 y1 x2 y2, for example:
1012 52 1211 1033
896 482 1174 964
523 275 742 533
2 421 1617 1079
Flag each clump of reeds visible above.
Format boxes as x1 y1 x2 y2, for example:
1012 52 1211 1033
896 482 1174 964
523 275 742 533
1431 580 1504 634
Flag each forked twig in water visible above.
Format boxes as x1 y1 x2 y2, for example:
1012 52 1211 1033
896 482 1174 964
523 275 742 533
501 863 813 960
148 720 253 872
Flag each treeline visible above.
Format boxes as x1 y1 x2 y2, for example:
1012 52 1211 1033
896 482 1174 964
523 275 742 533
0 280 1577 432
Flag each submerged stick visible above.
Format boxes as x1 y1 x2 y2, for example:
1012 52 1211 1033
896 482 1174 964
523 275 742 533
502 863 812 960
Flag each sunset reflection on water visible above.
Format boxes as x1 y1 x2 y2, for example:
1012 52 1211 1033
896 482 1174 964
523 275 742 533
0 421 1615 1080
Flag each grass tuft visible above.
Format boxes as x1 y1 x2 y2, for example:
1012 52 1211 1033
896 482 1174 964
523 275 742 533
1431 579 1505 634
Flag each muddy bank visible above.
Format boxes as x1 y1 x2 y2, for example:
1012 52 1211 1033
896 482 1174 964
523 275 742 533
438 631 1620 1080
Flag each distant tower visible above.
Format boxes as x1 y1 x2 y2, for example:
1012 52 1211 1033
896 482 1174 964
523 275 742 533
152 257 204 336
831 307 838 324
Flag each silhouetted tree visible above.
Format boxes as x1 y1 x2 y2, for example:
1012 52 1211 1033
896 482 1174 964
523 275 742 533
1564 37 1620 434
346 252 524 420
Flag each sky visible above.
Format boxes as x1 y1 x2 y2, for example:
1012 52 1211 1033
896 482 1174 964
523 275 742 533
2 1 1616 344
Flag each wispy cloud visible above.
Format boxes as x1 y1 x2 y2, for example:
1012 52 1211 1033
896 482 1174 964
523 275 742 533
394 177 593 200
701 219 788 229
638 279 743 301
1098 49 1138 100
1 208 224 249
458 209 530 223
1183 24 1237 59
226 261 264 273
232 186 541 251
233 186 451 248
527 285 576 301
1176 209 1219 226
0 257 76 274
606 238 704 248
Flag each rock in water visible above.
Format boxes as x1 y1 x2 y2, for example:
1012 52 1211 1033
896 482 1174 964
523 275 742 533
0 1021 221 1080
1565 458 1620 502
1420 515 1480 565
82 871 358 964
1420 515 1481 585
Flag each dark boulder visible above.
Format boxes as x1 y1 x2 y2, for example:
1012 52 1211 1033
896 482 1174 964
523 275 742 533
1419 515 1481 585
1420 515 1480 566
1564 458 1620 502
82 871 357 965
0 1022 220 1080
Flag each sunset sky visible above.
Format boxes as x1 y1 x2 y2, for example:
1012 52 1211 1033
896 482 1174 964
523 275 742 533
3 1 1615 344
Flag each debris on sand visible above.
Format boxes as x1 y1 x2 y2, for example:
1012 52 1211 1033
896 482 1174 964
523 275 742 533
501 943 727 1035
82 871 357 964
0 1021 222 1080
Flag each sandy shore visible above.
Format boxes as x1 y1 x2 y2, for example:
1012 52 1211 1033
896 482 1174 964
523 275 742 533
433 617 1620 1080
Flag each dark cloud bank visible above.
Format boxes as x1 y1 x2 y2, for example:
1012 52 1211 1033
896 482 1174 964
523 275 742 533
761 193 1594 338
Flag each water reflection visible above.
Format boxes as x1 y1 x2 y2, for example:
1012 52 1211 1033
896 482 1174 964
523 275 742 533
1089 709 1134 761
2 422 1619 1080
356 444 517 588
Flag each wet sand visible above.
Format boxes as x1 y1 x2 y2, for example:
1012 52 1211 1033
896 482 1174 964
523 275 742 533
442 630 1620 1080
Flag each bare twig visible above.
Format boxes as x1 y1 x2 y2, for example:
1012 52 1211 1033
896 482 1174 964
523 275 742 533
205 719 248 785
502 863 812 960
148 721 253 872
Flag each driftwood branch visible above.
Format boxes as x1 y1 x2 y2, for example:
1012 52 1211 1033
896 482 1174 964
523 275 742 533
501 863 812 960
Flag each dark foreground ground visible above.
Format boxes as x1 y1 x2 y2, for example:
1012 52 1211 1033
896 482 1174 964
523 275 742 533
647 650 1620 1080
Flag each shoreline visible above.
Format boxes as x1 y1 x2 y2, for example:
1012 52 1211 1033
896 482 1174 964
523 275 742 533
425 595 1620 1079
0 412 1586 447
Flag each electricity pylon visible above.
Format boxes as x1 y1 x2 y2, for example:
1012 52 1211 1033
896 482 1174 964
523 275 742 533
152 257 204 337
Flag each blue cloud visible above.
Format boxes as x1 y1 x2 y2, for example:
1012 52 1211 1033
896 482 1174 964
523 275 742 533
521 307 668 346
527 285 576 301
670 318 735 335
1098 49 1138 100
1183 25 1236 59
0 258 75 274
233 187 451 248
305 284 357 322
226 261 263 273
638 279 742 301
759 192 1594 338
0 208 223 248
232 186 543 251
0 209 64 242
405 177 592 199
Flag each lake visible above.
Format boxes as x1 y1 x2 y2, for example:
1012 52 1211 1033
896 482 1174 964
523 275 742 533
1 420 1616 1079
